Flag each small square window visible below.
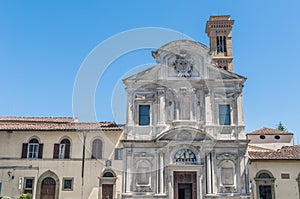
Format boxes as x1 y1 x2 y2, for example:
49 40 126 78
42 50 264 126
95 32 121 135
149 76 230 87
62 178 73 191
281 173 290 179
24 178 34 194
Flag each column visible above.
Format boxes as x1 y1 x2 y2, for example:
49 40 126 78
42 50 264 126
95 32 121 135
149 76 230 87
157 88 165 125
205 90 213 125
126 90 134 126
237 93 244 126
206 153 212 194
125 150 133 192
211 150 217 194
159 152 164 194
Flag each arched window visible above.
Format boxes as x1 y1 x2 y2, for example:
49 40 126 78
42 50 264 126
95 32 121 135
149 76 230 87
59 139 70 159
22 138 43 159
92 139 103 159
220 161 234 186
174 149 196 163
258 173 271 178
255 170 275 199
103 171 115 178
53 138 71 159
136 161 151 186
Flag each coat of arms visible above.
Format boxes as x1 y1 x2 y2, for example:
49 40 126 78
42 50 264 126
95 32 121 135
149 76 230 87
172 56 193 77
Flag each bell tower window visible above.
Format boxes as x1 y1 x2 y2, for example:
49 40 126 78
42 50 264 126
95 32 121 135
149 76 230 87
217 36 227 53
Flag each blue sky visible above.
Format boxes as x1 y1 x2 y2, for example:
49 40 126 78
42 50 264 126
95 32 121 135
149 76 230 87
0 1 300 143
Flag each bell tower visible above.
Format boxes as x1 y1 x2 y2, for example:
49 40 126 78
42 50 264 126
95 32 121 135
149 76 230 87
205 15 234 72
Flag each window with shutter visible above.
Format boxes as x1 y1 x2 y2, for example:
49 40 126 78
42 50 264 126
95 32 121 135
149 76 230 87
27 138 39 159
114 148 123 160
21 143 28 158
53 144 60 159
59 139 71 159
92 139 103 159
38 143 43 159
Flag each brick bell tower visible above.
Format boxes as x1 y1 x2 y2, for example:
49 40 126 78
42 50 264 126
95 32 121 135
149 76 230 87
205 15 235 72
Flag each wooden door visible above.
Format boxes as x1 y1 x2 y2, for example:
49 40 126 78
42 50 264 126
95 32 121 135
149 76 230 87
174 172 197 199
102 184 113 199
41 177 56 199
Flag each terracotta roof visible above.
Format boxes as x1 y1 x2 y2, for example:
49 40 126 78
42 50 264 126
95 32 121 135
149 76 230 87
0 117 77 123
249 146 300 160
247 127 293 135
0 117 123 131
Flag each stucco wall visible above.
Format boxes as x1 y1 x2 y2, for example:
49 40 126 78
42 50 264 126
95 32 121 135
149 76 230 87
249 160 300 199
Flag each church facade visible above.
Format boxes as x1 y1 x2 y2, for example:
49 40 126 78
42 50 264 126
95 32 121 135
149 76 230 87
122 16 250 199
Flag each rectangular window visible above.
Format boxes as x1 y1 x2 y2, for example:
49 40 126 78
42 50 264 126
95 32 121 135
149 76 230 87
139 105 150 126
114 148 123 160
219 104 231 125
24 178 34 194
62 178 73 191
28 144 39 158
0 182 2 195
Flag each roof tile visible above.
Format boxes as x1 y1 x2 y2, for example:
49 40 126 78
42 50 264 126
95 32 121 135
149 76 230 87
247 127 293 135
249 146 300 160
0 117 123 131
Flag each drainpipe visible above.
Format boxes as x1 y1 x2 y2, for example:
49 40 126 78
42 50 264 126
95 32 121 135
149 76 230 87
81 131 87 199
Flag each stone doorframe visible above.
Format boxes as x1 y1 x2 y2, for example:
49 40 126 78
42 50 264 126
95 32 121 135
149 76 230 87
167 164 204 199
36 170 60 199
254 170 276 199
99 170 117 199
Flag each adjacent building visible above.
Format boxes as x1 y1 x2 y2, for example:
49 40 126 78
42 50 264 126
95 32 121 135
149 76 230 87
0 117 123 199
247 128 300 199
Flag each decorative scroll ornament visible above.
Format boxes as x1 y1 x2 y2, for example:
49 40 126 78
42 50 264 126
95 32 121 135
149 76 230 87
216 152 237 160
172 56 193 77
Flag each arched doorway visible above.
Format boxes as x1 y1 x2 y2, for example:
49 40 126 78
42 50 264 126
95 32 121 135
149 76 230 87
36 170 59 199
254 170 275 199
41 177 56 199
99 170 117 199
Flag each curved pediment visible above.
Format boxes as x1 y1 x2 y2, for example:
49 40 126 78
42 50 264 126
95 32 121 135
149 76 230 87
155 127 214 141
152 40 209 62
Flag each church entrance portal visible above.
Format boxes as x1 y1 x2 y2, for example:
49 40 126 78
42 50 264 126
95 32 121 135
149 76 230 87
174 172 197 199
102 184 113 199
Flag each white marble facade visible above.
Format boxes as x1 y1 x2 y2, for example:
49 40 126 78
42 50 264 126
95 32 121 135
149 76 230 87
122 16 250 199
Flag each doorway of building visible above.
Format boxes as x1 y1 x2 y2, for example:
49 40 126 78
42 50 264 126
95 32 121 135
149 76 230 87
41 177 56 199
259 185 272 199
178 183 192 199
102 184 113 199
174 171 196 199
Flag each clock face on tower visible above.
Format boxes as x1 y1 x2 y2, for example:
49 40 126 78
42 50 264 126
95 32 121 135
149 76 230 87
172 55 193 77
